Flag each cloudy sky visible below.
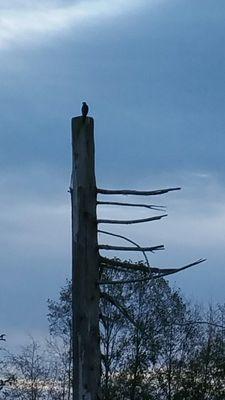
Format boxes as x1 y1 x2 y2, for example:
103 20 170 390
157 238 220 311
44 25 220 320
1 0 225 347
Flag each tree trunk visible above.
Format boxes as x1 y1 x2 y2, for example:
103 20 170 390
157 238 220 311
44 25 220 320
71 116 101 400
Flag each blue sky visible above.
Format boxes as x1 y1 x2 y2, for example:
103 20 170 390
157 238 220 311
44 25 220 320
1 0 225 347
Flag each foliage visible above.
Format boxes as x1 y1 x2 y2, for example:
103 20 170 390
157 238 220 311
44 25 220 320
3 264 225 399
47 279 72 399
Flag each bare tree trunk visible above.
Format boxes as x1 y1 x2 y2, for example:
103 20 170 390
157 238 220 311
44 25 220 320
103 330 110 400
68 324 72 400
130 326 140 400
71 117 101 400
167 324 173 400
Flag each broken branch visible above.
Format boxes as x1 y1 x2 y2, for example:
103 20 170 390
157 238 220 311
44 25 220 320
97 201 166 211
156 258 206 278
98 244 164 252
97 214 167 225
97 187 181 196
98 230 150 268
98 259 206 285
100 257 150 273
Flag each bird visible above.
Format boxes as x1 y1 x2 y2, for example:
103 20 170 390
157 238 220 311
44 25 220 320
81 102 89 122
0 334 6 341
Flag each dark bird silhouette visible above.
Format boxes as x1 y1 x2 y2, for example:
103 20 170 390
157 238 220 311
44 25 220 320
0 334 6 341
81 101 89 122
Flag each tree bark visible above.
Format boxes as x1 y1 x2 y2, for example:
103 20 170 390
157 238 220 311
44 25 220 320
71 116 101 400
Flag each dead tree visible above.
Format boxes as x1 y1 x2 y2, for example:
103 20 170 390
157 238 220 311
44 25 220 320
70 117 101 400
70 112 205 400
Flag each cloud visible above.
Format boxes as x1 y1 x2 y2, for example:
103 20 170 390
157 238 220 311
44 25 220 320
98 171 225 304
0 0 147 49
1 166 225 347
98 171 225 257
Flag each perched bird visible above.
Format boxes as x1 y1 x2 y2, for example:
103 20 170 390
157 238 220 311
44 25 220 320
0 334 6 341
81 101 89 122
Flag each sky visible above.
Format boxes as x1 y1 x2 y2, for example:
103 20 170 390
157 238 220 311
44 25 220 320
1 0 225 348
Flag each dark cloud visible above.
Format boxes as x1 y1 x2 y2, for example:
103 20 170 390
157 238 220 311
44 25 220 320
1 0 225 346
1 0 225 182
